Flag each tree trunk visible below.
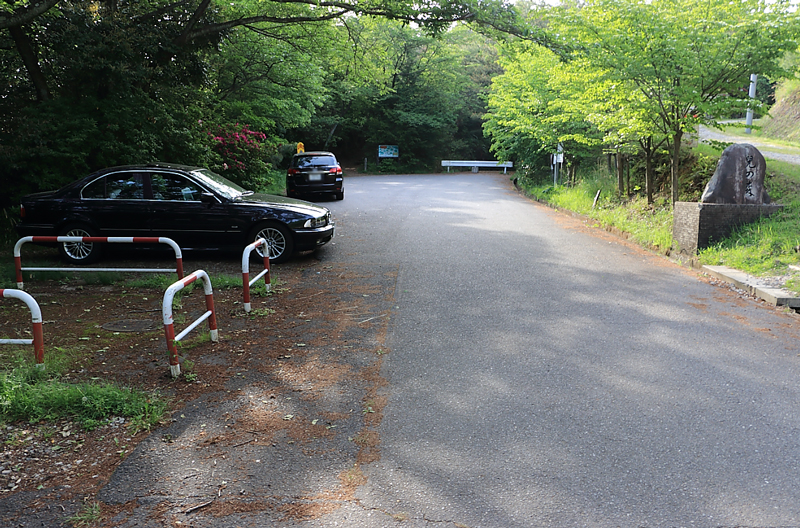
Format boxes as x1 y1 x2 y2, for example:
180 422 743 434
616 151 624 196
175 0 212 47
624 155 631 196
670 130 683 204
640 135 667 205
642 137 654 204
9 25 50 102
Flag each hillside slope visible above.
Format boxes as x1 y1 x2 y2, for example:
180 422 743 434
761 84 800 141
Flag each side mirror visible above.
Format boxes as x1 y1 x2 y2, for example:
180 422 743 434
200 192 216 204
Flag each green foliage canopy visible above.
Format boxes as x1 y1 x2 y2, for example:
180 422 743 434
483 41 604 176
484 0 800 200
553 0 800 202
287 19 500 169
0 0 523 203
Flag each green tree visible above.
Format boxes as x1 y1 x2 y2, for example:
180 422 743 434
552 0 800 203
483 42 603 181
1 0 525 104
448 25 504 161
287 19 497 169
0 0 526 201
0 4 217 200
579 67 668 202
208 27 328 133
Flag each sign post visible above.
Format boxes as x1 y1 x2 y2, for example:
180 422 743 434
378 145 399 167
553 143 563 186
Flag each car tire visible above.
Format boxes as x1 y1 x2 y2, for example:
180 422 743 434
335 191 344 201
58 224 102 264
250 222 294 264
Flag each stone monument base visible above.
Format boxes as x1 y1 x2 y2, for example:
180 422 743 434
673 202 783 254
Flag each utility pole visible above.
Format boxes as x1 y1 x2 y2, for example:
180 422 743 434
746 74 757 134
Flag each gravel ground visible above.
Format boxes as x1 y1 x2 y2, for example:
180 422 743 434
0 249 396 527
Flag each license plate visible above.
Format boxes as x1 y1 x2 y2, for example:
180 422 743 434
308 174 323 181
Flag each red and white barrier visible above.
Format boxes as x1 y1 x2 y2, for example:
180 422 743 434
162 270 218 377
14 236 185 289
0 289 44 365
241 238 271 312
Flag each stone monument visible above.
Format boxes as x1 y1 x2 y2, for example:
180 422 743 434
700 143 770 204
673 143 782 254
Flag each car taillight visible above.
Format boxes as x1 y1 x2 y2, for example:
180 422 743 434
287 168 299 176
19 204 25 218
330 166 342 175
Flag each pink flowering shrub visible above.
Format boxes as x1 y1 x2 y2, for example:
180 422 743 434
208 123 278 191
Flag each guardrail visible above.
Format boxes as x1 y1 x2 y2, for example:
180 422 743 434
14 236 185 289
441 160 513 174
241 238 272 312
162 270 218 377
0 289 44 365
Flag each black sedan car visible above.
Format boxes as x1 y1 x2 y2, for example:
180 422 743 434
16 163 334 264
286 151 344 201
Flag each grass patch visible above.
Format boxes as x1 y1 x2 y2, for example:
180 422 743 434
248 307 276 317
122 273 182 290
59 269 278 295
68 501 102 527
518 171 674 253
0 346 167 433
697 201 800 277
172 331 213 351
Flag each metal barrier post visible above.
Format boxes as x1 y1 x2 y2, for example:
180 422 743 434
0 289 44 365
162 270 218 377
15 236 184 289
241 238 271 312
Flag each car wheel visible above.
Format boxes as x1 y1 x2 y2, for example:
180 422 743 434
250 222 294 264
58 224 102 264
335 191 344 201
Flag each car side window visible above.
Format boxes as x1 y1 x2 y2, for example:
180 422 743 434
150 173 204 201
82 177 107 199
82 173 144 199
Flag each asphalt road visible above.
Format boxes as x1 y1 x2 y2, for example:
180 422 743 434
317 172 800 527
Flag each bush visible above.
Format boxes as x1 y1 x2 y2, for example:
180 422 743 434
208 123 282 191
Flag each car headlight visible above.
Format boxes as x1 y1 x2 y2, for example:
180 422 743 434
303 213 329 228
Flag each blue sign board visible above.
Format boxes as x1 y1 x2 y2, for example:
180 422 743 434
378 145 399 158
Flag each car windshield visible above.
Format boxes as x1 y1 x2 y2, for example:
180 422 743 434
190 169 253 199
294 155 336 168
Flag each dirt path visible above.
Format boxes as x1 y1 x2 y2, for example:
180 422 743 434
0 251 395 526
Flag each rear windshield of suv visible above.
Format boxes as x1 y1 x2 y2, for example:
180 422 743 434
293 155 337 169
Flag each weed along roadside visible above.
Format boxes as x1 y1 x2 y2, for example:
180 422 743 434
0 255 395 526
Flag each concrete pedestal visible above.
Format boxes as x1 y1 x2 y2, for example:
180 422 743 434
673 202 783 254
